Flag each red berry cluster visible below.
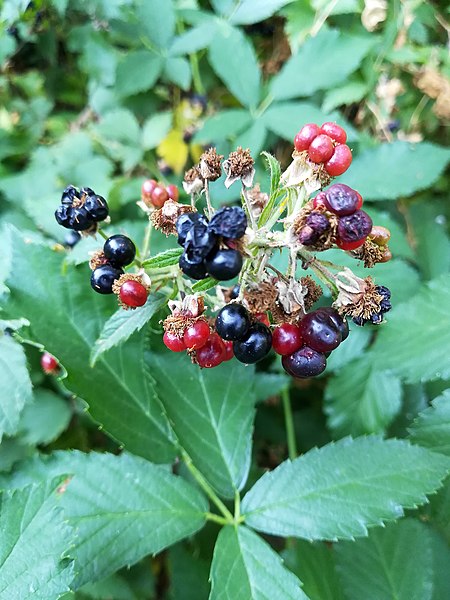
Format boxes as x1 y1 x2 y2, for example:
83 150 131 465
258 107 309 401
273 307 348 378
313 183 372 250
294 122 352 176
141 179 179 208
163 320 234 368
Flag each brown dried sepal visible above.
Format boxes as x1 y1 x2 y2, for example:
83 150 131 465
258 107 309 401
89 250 108 271
243 280 278 314
333 269 384 321
199 147 223 181
112 273 150 310
247 183 269 217
163 314 209 340
151 199 195 236
350 238 389 268
292 201 338 251
223 147 255 188
270 301 302 325
183 166 204 195
301 276 323 310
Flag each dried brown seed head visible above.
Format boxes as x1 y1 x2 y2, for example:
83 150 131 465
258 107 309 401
199 147 223 181
223 147 255 188
151 199 195 236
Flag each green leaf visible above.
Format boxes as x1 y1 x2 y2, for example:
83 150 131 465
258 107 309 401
168 545 210 600
335 519 433 600
429 529 450 600
193 109 252 143
229 0 296 25
138 0 175 49
0 335 32 441
210 526 308 599
254 372 289 403
142 111 173 150
322 80 368 113
142 248 183 269
325 325 371 372
115 50 163 97
325 359 402 437
341 142 450 200
235 120 267 156
369 275 450 383
0 451 208 588
90 293 168 366
148 351 255 498
0 477 74 600
170 21 218 55
164 57 191 90
241 436 450 540
192 277 219 292
408 390 450 456
18 389 71 446
77 574 137 600
284 540 346 600
95 109 143 170
6 229 175 463
270 30 375 100
426 478 450 545
258 151 283 228
208 25 261 108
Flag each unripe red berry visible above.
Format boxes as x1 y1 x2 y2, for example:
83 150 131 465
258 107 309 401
41 352 59 375
307 134 334 163
223 340 234 361
151 185 169 208
324 144 352 176
183 320 210 350
254 312 270 327
320 122 347 144
166 184 179 202
163 331 186 352
272 323 303 355
196 333 226 368
294 123 320 152
142 179 157 198
336 237 366 251
119 280 148 307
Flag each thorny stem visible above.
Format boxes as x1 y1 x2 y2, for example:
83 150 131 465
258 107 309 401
182 450 234 522
281 386 297 461
241 186 258 230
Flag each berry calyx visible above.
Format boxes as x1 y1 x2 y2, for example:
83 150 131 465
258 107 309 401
320 122 347 144
119 280 148 307
103 235 136 267
41 352 59 375
166 184 179 202
307 134 334 163
196 333 226 368
322 184 362 216
183 320 211 350
272 323 303 355
324 144 352 176
150 185 170 208
300 310 342 353
294 123 320 151
205 249 243 281
91 264 124 294
215 304 250 341
337 210 373 244
233 323 272 364
163 331 187 352
282 346 326 378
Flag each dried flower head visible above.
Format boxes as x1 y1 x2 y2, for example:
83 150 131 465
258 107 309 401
199 147 223 181
247 183 269 218
282 151 331 195
350 237 388 268
223 147 255 188
151 199 195 236
168 293 205 318
89 250 109 271
300 276 323 310
243 280 278 313
333 268 386 323
183 166 204 195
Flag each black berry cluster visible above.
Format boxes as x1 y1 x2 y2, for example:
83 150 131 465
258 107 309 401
55 185 109 231
215 303 272 364
91 235 135 295
352 285 392 326
273 307 349 378
176 207 247 281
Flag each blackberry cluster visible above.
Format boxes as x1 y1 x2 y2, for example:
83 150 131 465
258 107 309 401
55 185 109 231
215 304 272 364
353 285 392 326
273 307 349 378
176 207 247 281
305 183 372 251
91 235 135 295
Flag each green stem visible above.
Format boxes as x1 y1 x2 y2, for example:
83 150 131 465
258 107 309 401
182 450 234 522
141 221 152 261
281 386 297 461
205 512 228 526
241 186 257 230
190 52 204 94
234 490 241 522
254 93 274 119
203 182 213 219
97 229 109 241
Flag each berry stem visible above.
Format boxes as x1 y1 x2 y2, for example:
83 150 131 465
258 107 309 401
181 450 234 522
241 185 258 230
97 229 109 241
281 386 297 461
203 181 213 219
141 221 152 261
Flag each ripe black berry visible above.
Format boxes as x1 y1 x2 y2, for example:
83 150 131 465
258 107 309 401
83 191 109 222
230 284 240 299
316 307 349 341
91 264 124 294
323 184 361 216
298 212 330 245
233 323 272 364
103 235 136 267
337 210 373 243
70 207 92 231
282 346 327 378
215 304 250 341
179 253 207 280
205 249 243 281
64 230 81 248
176 212 207 246
208 206 247 239
184 222 218 262
55 205 74 228
300 310 342 352
61 185 78 205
